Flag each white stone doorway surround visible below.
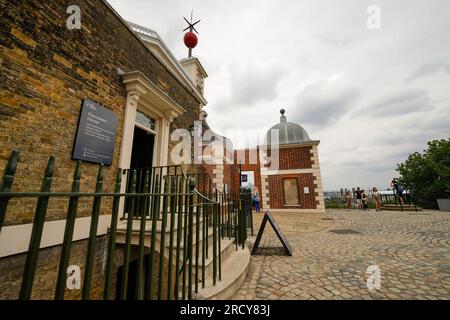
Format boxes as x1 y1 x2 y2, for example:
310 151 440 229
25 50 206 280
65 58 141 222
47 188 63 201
118 71 185 214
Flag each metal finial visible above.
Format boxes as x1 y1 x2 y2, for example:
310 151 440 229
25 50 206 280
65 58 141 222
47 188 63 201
183 10 200 57
183 11 200 34
280 109 287 123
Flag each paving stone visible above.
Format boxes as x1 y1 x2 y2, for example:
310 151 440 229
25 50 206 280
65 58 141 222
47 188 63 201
233 209 450 300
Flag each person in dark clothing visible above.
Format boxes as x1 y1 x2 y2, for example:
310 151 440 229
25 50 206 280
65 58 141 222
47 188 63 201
361 190 369 211
355 187 362 210
391 180 405 205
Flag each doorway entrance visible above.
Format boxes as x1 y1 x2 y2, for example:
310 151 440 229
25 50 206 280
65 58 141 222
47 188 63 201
130 126 155 169
115 256 151 300
125 126 155 216
241 171 255 194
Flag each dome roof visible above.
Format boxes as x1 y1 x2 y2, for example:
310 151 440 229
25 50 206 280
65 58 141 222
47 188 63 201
264 109 312 146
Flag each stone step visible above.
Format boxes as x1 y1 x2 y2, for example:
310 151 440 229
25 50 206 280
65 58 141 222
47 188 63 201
196 238 235 282
175 238 237 289
116 222 216 249
115 226 236 276
167 225 214 249
117 213 206 234
193 246 251 300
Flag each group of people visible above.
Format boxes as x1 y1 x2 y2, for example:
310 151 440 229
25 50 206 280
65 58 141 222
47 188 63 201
343 180 405 212
343 187 382 212
251 179 405 213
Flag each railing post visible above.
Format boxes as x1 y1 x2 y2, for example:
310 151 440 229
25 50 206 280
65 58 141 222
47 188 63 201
181 177 189 300
212 203 217 286
146 174 160 300
167 176 178 300
246 188 254 236
187 178 195 299
157 177 169 300
201 200 206 288
234 198 238 251
218 200 222 282
119 169 136 300
0 150 20 232
19 156 55 300
173 177 184 300
82 164 104 300
238 187 248 249
103 169 122 300
136 169 150 300
195 189 200 293
55 161 82 300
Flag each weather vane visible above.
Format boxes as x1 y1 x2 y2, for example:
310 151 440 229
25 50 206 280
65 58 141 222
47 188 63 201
183 9 200 58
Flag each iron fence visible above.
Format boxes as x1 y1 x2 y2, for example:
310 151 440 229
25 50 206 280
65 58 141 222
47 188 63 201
324 189 418 212
0 150 251 300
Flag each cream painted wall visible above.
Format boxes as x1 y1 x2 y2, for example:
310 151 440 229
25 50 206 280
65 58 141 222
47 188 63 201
0 215 112 257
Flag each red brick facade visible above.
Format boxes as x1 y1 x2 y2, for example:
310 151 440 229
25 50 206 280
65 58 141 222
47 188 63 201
232 149 263 207
277 146 313 170
268 173 317 209
229 145 319 209
223 163 233 193
0 0 202 226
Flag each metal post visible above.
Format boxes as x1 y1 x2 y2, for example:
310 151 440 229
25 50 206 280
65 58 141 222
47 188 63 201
19 156 55 300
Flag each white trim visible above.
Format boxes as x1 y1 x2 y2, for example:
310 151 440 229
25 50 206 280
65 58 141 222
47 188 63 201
99 1 207 106
179 57 208 78
135 122 157 136
122 71 186 117
135 33 207 106
119 71 183 171
0 215 112 258
269 209 326 214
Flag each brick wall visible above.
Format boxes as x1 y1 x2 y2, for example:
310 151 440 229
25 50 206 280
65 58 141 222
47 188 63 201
268 173 317 209
277 146 313 170
0 237 173 300
0 0 201 226
0 237 108 300
223 163 233 194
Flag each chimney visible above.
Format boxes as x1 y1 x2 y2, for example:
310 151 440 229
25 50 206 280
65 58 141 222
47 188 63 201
180 57 208 96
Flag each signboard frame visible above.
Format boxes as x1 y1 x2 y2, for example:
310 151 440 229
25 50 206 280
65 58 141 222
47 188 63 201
251 211 293 256
71 99 119 166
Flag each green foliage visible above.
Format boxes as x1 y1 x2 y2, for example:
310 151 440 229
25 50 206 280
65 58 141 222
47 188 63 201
325 200 344 209
396 139 450 209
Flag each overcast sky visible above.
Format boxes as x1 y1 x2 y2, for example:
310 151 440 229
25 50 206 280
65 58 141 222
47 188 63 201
107 0 450 190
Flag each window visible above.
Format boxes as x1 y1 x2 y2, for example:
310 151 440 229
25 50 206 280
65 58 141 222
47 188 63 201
283 178 299 206
135 110 156 132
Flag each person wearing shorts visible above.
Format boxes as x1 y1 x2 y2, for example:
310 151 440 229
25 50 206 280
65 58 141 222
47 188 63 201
361 190 369 211
372 187 382 211
344 191 352 211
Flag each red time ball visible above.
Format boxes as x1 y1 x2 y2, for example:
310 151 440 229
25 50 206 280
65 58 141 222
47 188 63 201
184 32 198 49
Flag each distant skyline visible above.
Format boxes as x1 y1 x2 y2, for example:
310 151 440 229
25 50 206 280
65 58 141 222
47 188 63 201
107 0 450 190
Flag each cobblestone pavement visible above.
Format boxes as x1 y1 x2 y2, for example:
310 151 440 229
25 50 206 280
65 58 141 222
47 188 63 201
233 209 450 300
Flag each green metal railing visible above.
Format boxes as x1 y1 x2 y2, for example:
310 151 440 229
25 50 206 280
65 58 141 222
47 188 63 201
380 191 418 212
0 150 250 300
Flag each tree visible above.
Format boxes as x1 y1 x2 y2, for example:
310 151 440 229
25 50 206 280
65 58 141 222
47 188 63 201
396 139 450 209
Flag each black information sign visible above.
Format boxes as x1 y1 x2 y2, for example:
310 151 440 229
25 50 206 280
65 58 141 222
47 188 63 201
251 211 293 256
72 99 118 166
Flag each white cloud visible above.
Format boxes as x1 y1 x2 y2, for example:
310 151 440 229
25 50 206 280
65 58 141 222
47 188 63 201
107 0 450 190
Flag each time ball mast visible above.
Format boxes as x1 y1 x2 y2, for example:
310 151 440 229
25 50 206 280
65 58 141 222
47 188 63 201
183 11 200 58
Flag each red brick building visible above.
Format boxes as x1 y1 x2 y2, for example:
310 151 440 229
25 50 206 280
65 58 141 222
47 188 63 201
228 110 325 213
